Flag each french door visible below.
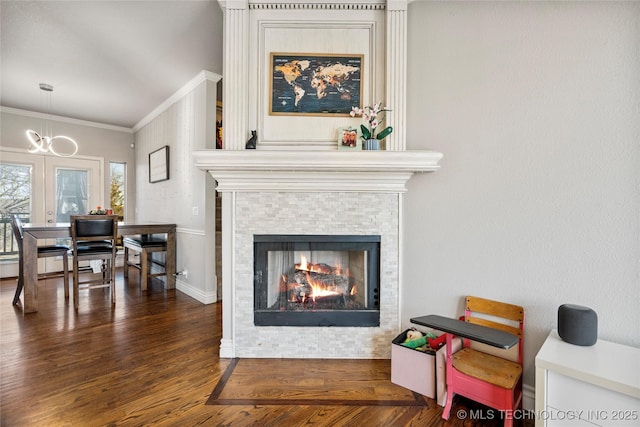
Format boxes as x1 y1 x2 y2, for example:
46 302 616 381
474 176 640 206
44 155 102 224
1 149 103 277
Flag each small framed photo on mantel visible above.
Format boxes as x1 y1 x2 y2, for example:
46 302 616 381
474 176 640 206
149 145 170 183
337 127 362 150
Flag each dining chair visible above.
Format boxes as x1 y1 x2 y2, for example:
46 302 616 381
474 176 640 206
70 214 118 310
10 214 70 305
442 296 525 427
123 234 168 290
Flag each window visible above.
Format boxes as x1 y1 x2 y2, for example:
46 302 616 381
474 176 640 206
0 162 32 259
110 162 126 218
55 168 88 222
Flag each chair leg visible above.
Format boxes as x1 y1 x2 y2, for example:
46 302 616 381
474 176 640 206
73 258 79 310
123 247 129 279
442 390 454 420
12 275 23 305
13 258 24 305
140 250 149 291
63 254 69 299
110 258 116 305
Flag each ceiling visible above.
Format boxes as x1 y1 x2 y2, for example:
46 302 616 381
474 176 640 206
0 1 224 129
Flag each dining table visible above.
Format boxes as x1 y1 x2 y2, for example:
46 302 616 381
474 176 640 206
21 221 177 313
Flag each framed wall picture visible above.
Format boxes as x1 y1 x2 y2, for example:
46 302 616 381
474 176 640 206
337 127 362 150
270 53 363 116
149 146 169 183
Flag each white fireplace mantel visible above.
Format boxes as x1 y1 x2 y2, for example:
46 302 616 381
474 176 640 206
194 150 443 193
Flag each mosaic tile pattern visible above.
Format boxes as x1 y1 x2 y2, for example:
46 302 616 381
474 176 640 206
232 192 400 358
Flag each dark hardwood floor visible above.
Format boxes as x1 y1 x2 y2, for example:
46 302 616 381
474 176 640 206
0 272 530 426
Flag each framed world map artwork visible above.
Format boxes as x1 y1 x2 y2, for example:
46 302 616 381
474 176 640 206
270 53 363 116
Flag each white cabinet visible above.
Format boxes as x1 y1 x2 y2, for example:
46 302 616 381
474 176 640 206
535 330 640 427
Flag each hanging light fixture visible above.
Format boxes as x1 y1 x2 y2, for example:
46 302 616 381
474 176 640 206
26 83 78 157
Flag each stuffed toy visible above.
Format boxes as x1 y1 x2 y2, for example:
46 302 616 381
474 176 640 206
401 328 446 351
405 329 423 341
427 334 446 349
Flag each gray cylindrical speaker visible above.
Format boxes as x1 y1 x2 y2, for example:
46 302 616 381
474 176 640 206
558 304 598 346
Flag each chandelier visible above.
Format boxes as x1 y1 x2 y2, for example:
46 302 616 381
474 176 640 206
26 83 78 157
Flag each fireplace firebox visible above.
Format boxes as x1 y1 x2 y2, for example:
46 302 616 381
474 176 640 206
253 235 381 327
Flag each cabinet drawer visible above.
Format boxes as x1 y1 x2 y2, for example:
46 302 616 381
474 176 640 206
545 406 593 427
548 371 640 426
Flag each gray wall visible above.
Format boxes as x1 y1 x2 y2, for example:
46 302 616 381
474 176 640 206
403 0 639 391
0 109 135 217
133 77 219 303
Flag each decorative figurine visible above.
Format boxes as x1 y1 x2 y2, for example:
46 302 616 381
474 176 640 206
246 130 257 149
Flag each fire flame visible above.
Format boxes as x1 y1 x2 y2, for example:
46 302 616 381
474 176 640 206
305 271 339 301
290 254 357 303
297 255 309 271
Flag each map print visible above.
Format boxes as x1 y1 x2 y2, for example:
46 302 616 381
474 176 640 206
270 54 362 115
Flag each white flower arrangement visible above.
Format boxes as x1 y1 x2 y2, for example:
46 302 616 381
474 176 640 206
350 102 393 141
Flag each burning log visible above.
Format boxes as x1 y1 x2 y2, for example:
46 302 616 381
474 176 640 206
270 254 361 309
278 259 353 303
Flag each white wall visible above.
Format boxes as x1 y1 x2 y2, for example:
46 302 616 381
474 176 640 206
133 74 220 303
403 0 640 394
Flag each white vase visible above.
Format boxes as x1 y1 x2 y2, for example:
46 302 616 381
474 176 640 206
363 139 379 150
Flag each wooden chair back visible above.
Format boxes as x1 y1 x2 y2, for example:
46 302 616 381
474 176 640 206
70 214 119 244
10 214 25 252
463 296 525 364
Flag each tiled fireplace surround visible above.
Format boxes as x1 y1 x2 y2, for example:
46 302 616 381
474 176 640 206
237 191 396 358
194 0 442 358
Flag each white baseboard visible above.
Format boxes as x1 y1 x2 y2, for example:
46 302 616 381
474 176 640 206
219 338 235 358
145 263 216 304
523 383 535 411
175 278 217 304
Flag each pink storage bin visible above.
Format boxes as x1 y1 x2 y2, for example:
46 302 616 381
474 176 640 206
391 329 436 398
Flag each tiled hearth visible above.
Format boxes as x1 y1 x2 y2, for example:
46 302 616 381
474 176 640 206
195 151 442 358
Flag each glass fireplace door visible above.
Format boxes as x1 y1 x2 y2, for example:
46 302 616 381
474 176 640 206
254 235 380 327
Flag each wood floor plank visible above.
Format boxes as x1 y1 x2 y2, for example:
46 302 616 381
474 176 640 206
1 273 532 426
216 358 419 403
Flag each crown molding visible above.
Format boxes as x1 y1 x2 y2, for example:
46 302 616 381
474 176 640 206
0 106 133 133
248 1 386 10
133 70 223 132
218 0 248 9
